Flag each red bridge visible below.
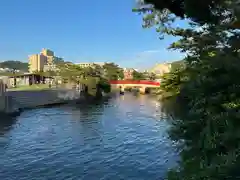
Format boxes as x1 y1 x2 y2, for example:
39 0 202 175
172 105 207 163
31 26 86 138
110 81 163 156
109 80 160 94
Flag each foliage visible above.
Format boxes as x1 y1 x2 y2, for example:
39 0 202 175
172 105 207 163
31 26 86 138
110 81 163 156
160 69 184 98
0 71 23 77
0 60 28 72
144 72 157 80
98 78 111 93
134 0 240 179
170 60 185 71
57 63 111 96
34 70 56 77
133 0 240 30
149 72 156 80
132 70 145 80
159 59 187 98
57 63 95 83
103 63 124 80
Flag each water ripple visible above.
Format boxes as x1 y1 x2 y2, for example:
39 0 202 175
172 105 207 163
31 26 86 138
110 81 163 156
0 94 178 180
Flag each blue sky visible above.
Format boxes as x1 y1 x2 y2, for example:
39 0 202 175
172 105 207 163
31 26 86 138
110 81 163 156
0 0 186 69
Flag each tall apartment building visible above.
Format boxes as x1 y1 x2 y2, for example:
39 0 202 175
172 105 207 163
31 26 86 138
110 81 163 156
28 54 47 73
41 48 54 65
41 48 54 57
28 48 56 73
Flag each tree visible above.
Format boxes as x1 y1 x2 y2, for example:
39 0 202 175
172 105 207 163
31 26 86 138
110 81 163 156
0 61 28 72
91 64 103 77
57 63 88 83
102 63 124 80
170 60 185 71
148 72 156 80
132 70 145 80
134 1 240 180
57 63 110 96
134 0 240 28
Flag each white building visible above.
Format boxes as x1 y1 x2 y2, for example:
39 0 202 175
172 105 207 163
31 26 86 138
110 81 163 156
75 62 105 68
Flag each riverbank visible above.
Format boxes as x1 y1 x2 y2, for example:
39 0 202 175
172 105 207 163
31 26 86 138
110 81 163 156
0 89 119 117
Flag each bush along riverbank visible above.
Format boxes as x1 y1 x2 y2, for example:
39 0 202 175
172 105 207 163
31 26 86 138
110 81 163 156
134 1 240 179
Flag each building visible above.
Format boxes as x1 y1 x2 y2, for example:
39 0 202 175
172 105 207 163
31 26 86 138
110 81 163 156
28 54 47 73
43 64 58 72
123 68 135 80
54 57 64 64
28 48 60 73
6 73 47 88
41 48 55 65
41 48 54 57
0 68 20 73
149 63 172 76
76 62 105 68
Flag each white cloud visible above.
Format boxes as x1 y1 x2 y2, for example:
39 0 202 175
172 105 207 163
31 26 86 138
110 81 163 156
119 49 162 64
135 49 162 59
118 48 186 70
140 49 162 54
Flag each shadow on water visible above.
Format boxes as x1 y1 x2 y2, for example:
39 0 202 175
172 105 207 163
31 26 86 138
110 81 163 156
155 95 186 120
0 114 18 136
74 96 110 116
0 114 19 149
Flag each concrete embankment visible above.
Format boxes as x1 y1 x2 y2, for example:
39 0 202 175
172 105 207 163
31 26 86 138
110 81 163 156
0 89 119 116
1 89 82 115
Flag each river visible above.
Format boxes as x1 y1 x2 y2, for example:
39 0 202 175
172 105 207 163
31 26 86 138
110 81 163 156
0 93 178 180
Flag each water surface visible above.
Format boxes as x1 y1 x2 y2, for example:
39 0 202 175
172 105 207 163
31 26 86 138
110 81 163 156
0 94 178 180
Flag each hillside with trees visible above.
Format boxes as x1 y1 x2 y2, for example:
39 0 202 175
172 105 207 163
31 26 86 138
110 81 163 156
0 60 28 71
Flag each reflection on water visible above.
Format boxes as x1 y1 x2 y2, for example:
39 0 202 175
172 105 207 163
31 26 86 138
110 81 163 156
0 94 178 180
